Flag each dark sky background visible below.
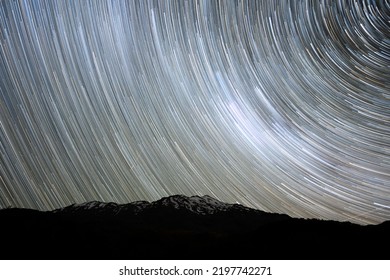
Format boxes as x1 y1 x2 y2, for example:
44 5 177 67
0 0 389 225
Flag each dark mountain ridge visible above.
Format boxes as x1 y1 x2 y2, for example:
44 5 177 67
53 195 264 216
1 195 389 259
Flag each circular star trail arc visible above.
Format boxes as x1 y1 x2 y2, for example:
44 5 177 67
0 0 389 225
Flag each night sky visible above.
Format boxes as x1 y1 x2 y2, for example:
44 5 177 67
0 0 389 225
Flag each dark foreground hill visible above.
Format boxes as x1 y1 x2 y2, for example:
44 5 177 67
0 195 389 259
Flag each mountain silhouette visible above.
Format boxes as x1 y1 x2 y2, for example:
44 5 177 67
0 195 389 260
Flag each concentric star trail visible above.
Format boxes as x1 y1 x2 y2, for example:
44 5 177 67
0 0 389 224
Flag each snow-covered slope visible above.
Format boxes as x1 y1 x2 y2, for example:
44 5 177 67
52 195 253 215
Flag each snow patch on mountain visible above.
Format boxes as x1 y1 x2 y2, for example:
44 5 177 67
52 195 253 216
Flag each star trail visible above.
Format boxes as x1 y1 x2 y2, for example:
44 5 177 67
0 0 389 225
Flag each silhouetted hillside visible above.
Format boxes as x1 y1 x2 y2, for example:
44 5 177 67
0 195 388 259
